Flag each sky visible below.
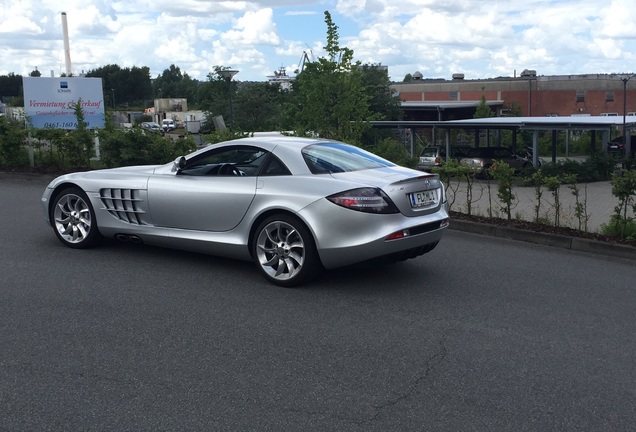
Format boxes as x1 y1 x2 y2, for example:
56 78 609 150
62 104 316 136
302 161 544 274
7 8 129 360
2 0 636 83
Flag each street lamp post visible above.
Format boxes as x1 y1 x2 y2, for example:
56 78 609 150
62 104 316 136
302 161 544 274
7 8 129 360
621 75 635 156
217 69 239 130
111 88 115 109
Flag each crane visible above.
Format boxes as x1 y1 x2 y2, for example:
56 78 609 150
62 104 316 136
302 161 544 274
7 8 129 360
294 50 313 75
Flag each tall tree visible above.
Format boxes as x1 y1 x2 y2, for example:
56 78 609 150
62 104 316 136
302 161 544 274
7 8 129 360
288 11 370 143
86 64 152 108
0 73 23 101
233 82 288 131
359 64 401 121
474 93 494 118
196 67 236 131
153 64 184 99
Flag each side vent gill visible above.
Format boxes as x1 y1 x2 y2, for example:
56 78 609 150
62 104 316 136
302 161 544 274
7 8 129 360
99 189 148 225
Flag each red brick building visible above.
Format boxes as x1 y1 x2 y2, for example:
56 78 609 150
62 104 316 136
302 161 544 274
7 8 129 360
391 71 636 120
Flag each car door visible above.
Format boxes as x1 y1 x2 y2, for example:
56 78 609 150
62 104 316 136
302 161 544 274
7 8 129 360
146 146 265 232
494 148 524 169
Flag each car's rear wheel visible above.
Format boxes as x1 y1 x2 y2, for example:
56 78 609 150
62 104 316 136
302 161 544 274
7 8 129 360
481 164 493 180
51 187 100 249
253 214 319 287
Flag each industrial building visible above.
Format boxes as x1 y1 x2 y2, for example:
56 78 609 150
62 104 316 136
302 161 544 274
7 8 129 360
390 70 636 120
382 71 636 159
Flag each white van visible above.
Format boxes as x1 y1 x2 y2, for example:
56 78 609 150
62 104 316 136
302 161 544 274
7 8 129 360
161 119 176 131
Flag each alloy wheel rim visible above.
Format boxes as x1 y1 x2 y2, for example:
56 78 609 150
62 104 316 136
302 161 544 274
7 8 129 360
54 194 92 244
256 221 305 280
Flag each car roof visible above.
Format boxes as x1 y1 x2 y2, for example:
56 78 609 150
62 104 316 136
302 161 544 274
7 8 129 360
468 147 511 156
230 136 334 149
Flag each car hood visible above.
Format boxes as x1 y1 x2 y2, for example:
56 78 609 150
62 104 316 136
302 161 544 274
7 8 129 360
46 165 162 189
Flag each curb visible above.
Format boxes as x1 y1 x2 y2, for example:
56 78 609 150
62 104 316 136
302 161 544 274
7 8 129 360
0 171 56 182
449 219 636 262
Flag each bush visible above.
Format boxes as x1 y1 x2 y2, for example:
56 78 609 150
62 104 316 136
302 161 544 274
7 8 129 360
488 160 516 220
366 137 417 168
539 154 620 182
0 117 28 166
99 128 197 168
601 216 636 241
601 169 636 239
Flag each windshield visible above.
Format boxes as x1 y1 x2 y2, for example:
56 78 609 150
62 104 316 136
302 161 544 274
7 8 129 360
302 143 394 174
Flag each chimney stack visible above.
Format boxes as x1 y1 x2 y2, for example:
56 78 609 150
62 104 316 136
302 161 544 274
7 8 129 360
61 12 72 76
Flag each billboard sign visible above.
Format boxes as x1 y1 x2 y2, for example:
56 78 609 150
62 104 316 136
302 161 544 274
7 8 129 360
22 77 105 129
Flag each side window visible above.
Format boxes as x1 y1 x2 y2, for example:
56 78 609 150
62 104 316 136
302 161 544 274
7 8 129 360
261 155 291 176
180 146 268 176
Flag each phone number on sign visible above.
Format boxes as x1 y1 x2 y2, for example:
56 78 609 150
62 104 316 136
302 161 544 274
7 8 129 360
42 122 88 128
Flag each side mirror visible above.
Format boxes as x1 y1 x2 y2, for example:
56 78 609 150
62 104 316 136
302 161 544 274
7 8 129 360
172 156 186 172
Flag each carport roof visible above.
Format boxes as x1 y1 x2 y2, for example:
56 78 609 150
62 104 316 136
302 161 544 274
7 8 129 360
369 115 636 131
400 100 504 110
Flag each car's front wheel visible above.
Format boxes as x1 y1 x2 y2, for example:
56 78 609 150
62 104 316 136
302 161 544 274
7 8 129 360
51 187 100 249
252 214 319 287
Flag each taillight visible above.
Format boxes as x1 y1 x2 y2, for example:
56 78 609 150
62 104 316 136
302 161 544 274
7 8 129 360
327 188 399 214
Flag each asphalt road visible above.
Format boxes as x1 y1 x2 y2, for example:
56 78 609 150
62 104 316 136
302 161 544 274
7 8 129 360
1 174 635 431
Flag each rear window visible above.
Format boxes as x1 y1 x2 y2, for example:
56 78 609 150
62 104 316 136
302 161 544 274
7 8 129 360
302 143 393 174
420 148 439 157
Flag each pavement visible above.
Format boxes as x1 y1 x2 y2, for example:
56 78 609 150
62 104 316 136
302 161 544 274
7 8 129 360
446 178 636 262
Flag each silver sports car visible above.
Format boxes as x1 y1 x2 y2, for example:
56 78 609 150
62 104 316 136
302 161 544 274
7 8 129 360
42 136 449 286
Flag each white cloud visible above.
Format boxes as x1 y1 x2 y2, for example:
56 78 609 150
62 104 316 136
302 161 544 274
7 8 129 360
222 8 281 46
1 0 636 81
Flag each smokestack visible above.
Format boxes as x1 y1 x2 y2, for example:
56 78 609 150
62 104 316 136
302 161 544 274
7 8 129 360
61 12 72 76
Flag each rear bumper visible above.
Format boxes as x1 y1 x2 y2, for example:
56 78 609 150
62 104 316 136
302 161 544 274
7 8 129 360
318 221 447 268
298 199 449 269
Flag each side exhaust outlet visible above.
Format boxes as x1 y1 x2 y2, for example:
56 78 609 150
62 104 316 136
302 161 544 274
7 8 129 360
114 234 144 245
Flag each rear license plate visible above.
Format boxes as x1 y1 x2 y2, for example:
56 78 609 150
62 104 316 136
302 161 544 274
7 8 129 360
409 190 437 208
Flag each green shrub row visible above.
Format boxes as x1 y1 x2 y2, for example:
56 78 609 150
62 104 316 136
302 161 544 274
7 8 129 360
0 116 198 171
434 157 636 241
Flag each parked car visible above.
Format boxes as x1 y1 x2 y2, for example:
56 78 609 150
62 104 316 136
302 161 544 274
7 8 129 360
161 119 176 132
41 137 449 287
417 145 471 170
140 122 163 134
460 147 531 179
607 136 630 155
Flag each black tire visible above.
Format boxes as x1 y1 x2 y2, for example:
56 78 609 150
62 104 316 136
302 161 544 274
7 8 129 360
480 164 493 180
51 187 100 249
252 214 319 287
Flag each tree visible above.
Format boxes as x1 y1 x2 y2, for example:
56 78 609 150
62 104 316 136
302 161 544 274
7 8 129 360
359 64 402 145
474 93 494 118
288 11 371 143
196 67 236 132
0 73 23 101
233 82 288 132
359 64 401 121
29 69 41 77
151 64 201 108
86 64 152 108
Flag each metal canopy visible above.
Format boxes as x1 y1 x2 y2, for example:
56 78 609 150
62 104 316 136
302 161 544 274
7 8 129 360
369 116 636 131
368 116 636 167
